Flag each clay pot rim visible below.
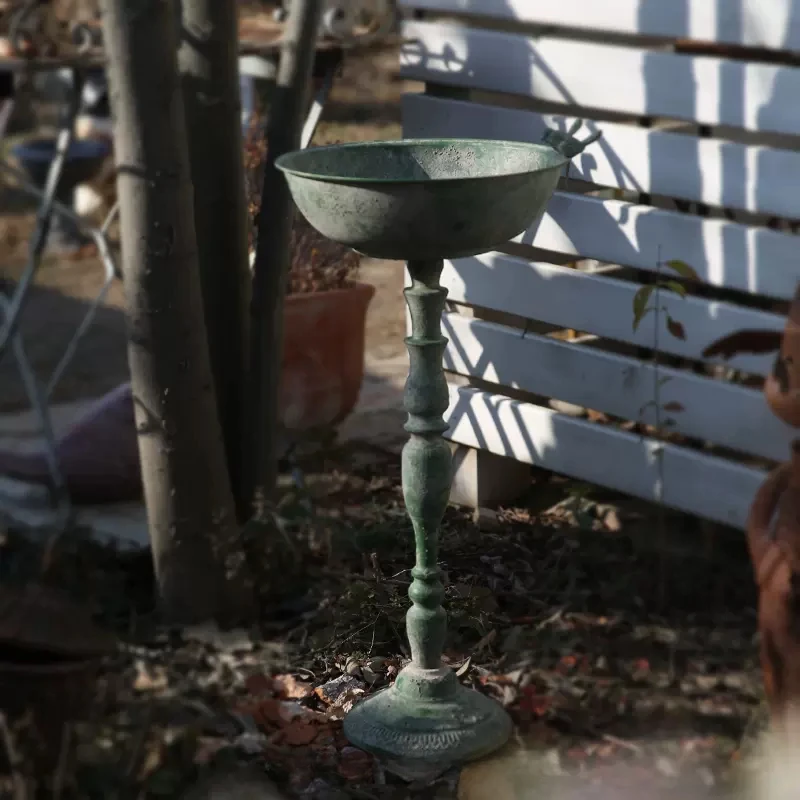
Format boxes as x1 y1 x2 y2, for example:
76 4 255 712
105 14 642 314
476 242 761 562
285 280 376 302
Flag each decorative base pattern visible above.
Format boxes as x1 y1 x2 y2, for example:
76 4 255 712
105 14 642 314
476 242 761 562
343 665 512 776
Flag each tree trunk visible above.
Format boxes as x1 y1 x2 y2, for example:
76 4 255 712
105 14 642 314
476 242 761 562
246 0 323 514
178 0 251 523
101 0 254 625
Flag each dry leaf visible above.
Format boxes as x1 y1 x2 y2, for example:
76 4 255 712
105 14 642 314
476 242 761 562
337 746 374 782
314 675 365 705
193 737 226 766
518 688 552 718
253 698 284 727
272 674 313 700
133 662 168 692
245 673 274 697
283 720 319 746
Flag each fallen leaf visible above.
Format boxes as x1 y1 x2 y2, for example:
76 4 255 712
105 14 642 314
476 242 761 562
138 741 164 780
518 687 552 718
662 400 685 412
326 688 365 720
283 720 319 746
314 675 365 705
193 737 226 766
456 656 473 677
254 698 284 727
272 674 313 700
656 756 679 778
566 746 586 761
602 507 622 532
133 662 168 692
337 746 373 781
596 743 617 759
557 655 578 673
245 673 274 697
361 666 380 685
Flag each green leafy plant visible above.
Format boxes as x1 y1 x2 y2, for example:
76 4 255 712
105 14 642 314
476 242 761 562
630 253 699 607
631 258 699 339
630 256 698 429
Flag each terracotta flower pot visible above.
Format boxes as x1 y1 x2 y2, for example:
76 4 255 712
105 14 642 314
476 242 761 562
764 285 800 427
0 282 375 503
279 281 375 432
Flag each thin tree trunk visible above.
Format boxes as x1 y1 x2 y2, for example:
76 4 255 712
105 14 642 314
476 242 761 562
245 0 323 515
178 0 251 523
102 0 254 625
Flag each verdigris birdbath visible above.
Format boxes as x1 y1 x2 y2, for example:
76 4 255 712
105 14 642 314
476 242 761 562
276 121 601 776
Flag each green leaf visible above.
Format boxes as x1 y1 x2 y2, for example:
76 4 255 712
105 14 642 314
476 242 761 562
632 285 655 331
659 280 687 297
658 376 673 387
666 315 686 340
665 259 700 281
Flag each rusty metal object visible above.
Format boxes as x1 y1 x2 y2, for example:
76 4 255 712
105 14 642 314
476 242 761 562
747 442 800 733
0 583 116 780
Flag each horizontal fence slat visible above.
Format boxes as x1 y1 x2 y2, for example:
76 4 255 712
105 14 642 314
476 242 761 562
443 313 792 462
532 194 800 301
401 20 800 136
442 253 786 377
398 0 800 51
403 93 800 223
446 384 766 529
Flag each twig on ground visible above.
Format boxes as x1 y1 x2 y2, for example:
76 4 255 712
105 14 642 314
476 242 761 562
51 722 72 800
0 712 28 800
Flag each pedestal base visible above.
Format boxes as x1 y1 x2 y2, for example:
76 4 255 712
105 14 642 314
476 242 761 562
343 664 512 779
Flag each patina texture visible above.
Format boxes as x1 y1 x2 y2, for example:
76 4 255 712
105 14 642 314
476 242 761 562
342 256 511 774
277 126 603 774
276 138 566 260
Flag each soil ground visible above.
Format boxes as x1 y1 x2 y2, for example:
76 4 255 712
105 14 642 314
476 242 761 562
0 441 767 799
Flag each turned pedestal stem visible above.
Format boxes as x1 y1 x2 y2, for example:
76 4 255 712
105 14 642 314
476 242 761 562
402 258 451 671
342 258 511 777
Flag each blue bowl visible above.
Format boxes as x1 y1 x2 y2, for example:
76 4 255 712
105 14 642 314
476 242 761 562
12 137 112 190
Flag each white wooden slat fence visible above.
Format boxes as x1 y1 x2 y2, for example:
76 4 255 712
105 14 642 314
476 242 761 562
398 0 800 529
399 0 800 51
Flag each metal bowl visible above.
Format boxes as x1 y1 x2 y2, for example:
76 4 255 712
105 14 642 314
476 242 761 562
276 138 566 261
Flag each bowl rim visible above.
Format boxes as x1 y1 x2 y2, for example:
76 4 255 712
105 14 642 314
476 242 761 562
11 136 111 161
274 137 568 186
